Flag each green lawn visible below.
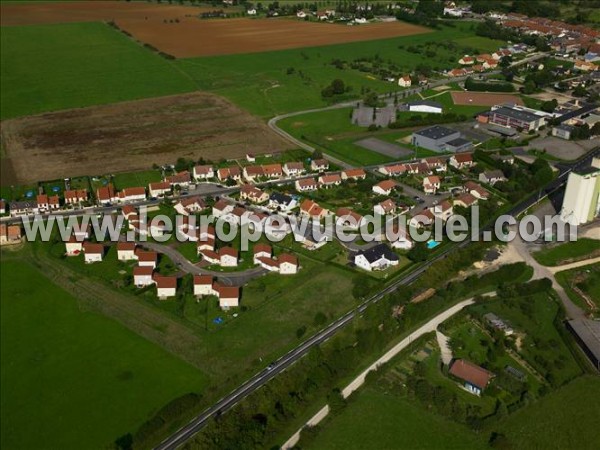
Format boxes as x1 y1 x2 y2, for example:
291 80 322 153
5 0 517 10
306 387 487 450
555 263 600 313
492 375 600 450
1 22 195 119
0 259 208 450
113 169 163 190
532 238 600 267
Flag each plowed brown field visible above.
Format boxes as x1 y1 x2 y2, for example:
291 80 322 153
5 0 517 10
1 92 292 184
1 2 430 58
0 1 209 26
118 18 430 58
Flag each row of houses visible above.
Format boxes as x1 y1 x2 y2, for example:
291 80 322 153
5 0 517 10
378 153 475 177
295 168 367 192
7 189 90 216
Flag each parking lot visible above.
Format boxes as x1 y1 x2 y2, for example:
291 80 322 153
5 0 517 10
354 137 413 159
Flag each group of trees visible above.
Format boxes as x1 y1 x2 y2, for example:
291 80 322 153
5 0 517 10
321 79 352 98
568 122 600 140
389 112 469 129
465 77 515 93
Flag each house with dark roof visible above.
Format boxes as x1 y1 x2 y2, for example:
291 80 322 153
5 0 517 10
354 243 399 272
268 192 297 211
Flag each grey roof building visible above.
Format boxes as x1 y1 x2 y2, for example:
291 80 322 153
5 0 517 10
411 126 472 153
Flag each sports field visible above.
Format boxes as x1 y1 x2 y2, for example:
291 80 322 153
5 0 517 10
1 92 292 185
451 91 524 106
0 21 195 119
0 259 209 450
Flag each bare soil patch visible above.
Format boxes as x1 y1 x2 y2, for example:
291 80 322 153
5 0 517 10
0 1 207 26
1 92 292 185
451 91 524 106
119 17 430 58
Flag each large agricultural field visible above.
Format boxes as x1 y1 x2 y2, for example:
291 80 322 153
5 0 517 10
0 21 196 120
0 1 222 27
119 17 430 58
1 92 292 185
0 257 209 450
175 22 505 118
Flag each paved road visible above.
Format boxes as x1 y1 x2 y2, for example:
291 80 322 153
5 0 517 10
134 240 268 287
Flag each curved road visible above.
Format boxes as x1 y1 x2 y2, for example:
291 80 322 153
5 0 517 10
137 240 267 286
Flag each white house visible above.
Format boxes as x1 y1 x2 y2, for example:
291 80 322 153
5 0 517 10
117 242 136 261
310 159 329 172
253 243 272 263
174 197 205 215
318 174 342 188
479 170 506 185
398 75 412 87
118 187 146 203
341 168 367 181
431 200 453 222
295 178 319 192
354 243 399 272
278 253 299 274
387 224 413 250
449 153 474 170
148 181 171 198
193 165 214 181
193 275 215 297
215 284 240 309
155 275 177 299
212 199 234 217
133 266 154 287
65 236 83 256
83 242 104 263
283 162 306 177
336 207 364 229
374 199 396 216
219 247 239 267
268 193 297 211
423 175 441 194
372 180 398 196
136 249 158 268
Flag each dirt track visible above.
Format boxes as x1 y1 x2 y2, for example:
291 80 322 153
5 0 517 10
451 91 524 106
1 92 292 185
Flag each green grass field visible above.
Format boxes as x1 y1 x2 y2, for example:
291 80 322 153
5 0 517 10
306 387 487 450
492 375 600 450
175 22 503 118
532 238 600 267
0 259 208 450
1 22 195 119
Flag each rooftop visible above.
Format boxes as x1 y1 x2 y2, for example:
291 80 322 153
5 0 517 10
414 125 458 140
